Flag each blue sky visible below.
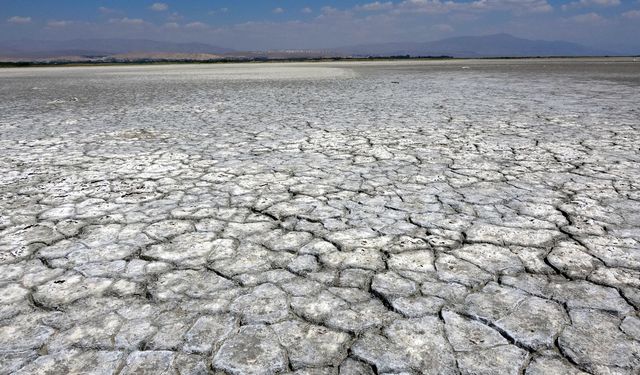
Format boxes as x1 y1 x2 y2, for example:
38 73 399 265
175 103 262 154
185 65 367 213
2 0 640 51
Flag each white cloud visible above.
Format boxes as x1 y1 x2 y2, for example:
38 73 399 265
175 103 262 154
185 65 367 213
321 6 337 13
209 8 229 15
468 0 553 13
302 7 313 14
168 12 183 21
7 16 32 24
570 12 606 23
320 6 346 16
359 0 553 15
47 20 72 28
356 2 394 11
273 8 285 14
163 22 180 29
185 22 208 29
98 7 118 15
389 0 455 14
109 17 146 26
150 3 169 12
622 9 640 19
562 0 620 11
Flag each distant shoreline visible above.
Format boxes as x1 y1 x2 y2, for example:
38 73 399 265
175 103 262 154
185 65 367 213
1 55 638 68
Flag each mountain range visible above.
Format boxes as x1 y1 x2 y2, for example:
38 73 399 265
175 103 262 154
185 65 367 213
335 33 611 57
0 34 624 62
0 39 233 59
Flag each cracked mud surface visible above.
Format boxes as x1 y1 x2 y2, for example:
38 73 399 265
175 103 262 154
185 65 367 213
1 60 639 374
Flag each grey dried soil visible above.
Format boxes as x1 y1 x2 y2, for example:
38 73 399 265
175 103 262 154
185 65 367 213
1 59 639 374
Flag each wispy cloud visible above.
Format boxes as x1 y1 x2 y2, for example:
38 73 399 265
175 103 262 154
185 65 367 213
185 22 208 30
98 6 118 15
356 2 394 12
209 8 229 15
302 7 313 14
354 0 553 15
622 9 640 19
109 17 146 26
163 22 180 29
150 3 169 12
7 16 32 24
569 12 606 23
47 20 73 28
273 8 285 14
562 0 620 11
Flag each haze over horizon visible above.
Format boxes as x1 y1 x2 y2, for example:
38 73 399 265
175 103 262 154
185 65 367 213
2 0 640 53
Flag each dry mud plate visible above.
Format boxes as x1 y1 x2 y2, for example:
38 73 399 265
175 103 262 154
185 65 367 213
1 60 639 374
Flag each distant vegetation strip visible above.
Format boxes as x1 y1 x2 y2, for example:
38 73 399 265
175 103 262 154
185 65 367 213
0 56 452 67
3 55 638 68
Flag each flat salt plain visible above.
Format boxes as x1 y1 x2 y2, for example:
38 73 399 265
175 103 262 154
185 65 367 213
0 59 639 374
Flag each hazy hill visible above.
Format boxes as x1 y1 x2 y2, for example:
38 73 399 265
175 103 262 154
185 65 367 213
0 38 234 58
335 33 612 57
0 34 621 62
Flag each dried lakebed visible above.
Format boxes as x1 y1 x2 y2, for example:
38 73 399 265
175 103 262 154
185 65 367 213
0 60 639 374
